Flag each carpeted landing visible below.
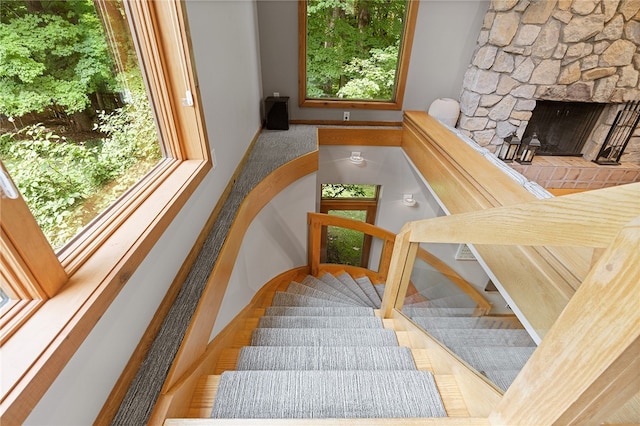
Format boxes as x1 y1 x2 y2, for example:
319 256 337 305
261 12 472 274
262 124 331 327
210 271 447 419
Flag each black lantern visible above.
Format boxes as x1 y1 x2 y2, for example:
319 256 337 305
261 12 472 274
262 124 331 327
497 133 520 162
516 133 541 164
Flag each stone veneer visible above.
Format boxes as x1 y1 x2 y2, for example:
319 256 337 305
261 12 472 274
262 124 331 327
457 0 640 163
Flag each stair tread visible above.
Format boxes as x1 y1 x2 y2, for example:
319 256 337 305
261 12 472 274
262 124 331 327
303 275 364 305
271 292 355 308
264 306 374 317
287 282 361 305
335 272 378 308
211 370 447 419
413 316 513 330
427 328 536 347
402 307 478 317
448 346 536 371
250 328 399 347
236 346 416 370
355 276 382 307
483 369 521 392
318 272 371 306
258 316 383 329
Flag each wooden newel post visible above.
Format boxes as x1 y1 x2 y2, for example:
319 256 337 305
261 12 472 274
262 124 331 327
307 213 321 276
380 227 418 318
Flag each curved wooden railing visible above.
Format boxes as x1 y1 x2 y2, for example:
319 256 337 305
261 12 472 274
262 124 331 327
307 212 492 315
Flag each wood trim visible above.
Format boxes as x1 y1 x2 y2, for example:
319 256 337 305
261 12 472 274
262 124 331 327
0 165 66 299
317 128 402 146
95 129 262 425
298 0 419 110
405 184 639 249
290 119 403 127
0 161 209 425
380 228 413 318
490 218 640 425
148 152 319 424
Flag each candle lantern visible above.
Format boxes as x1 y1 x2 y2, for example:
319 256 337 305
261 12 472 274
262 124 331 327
516 133 541 164
497 133 520 162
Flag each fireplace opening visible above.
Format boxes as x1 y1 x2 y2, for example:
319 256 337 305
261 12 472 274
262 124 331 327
522 101 605 156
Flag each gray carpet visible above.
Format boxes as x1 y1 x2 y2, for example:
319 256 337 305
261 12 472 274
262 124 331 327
111 126 318 425
211 370 447 419
286 281 360 305
250 328 399 347
258 315 383 329
335 272 377 307
271 291 355 307
235 346 417 371
264 306 374 317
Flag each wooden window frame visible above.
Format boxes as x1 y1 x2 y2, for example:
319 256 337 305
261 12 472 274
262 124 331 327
298 0 419 110
319 186 380 268
0 1 211 424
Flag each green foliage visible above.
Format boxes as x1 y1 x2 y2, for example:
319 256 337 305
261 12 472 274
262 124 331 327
306 0 406 100
0 82 161 249
0 0 116 116
326 210 367 266
321 183 376 198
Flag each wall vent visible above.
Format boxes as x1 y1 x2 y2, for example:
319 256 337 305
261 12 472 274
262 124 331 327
455 244 476 261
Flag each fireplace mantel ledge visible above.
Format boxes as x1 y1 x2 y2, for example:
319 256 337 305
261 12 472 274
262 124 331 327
439 121 554 200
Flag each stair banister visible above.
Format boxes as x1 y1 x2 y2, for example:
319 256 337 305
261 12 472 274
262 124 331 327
307 212 491 315
380 186 639 423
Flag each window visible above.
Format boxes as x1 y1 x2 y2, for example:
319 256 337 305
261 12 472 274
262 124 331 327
320 184 379 267
0 0 162 250
0 1 210 423
299 0 419 110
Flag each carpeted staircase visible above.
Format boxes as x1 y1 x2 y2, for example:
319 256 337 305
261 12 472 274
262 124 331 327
208 270 535 419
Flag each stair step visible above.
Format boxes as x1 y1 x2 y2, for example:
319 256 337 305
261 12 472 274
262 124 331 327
483 369 521 392
413 316 510 330
302 275 363 305
335 272 378 308
318 272 371 306
427 329 536 348
271 292 355 307
287 282 360 305
258 316 383 329
374 283 385 299
250 328 399 347
355 276 382 307
402 307 478 317
211 370 447 418
264 306 374 317
236 346 416 370
426 295 478 309
449 346 536 372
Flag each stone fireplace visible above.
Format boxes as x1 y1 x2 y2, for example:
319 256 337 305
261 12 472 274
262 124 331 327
457 0 640 169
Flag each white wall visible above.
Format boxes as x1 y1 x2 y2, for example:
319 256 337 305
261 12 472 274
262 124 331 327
317 145 503 309
210 173 316 338
257 0 490 123
25 1 263 425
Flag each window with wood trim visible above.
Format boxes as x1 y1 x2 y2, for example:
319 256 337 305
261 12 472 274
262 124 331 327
0 1 210 423
299 0 418 110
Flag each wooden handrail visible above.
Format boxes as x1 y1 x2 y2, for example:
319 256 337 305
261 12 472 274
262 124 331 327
307 212 491 314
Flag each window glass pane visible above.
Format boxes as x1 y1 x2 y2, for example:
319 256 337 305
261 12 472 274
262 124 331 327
0 0 162 250
305 0 407 101
321 183 377 199
326 210 366 266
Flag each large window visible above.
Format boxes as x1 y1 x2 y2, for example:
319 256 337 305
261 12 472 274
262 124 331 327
299 0 418 110
0 1 210 423
0 0 162 250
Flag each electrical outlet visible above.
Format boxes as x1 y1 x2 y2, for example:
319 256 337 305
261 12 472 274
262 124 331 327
343 111 350 121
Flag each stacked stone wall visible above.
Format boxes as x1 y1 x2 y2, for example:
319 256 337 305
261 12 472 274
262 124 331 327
458 0 640 163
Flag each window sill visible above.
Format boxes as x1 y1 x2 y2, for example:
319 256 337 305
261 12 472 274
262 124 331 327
0 158 210 424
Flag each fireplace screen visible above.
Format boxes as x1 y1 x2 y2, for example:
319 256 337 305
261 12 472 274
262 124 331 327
522 101 605 156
